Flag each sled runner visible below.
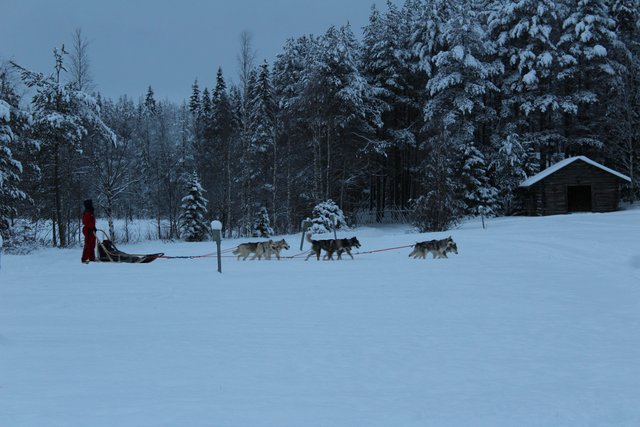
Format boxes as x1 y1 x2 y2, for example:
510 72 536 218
97 239 164 264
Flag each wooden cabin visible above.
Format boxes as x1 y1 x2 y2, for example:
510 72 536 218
518 156 631 215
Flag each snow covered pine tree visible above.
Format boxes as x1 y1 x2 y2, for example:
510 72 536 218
252 206 274 238
179 173 209 242
0 99 27 240
307 199 348 236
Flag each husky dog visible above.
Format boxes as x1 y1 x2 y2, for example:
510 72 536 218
270 239 290 260
334 237 361 260
305 234 361 260
305 234 333 261
408 236 458 259
233 240 275 260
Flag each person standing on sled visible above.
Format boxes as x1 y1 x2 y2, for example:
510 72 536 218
81 199 97 263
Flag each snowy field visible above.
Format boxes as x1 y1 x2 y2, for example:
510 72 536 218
1 210 640 426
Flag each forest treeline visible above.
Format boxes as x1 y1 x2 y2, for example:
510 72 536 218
1 0 639 247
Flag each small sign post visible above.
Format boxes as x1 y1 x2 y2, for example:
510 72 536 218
211 220 222 274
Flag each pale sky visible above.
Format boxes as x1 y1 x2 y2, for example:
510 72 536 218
1 0 397 102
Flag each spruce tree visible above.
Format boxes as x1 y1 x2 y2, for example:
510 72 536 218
179 172 209 242
607 0 640 199
252 206 274 238
457 142 498 217
0 100 27 238
248 61 277 226
487 0 563 165
490 132 539 214
413 140 463 232
144 86 157 114
189 79 200 116
424 2 501 146
211 68 235 234
249 62 275 156
308 199 348 235
558 0 620 152
200 87 211 121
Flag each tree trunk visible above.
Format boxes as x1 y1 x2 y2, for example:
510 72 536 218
51 216 57 247
326 127 331 200
124 212 129 243
54 141 66 247
272 130 277 232
340 157 346 209
226 138 232 238
313 130 322 202
286 137 292 233
106 188 116 241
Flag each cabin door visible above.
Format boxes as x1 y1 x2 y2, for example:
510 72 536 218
567 185 592 212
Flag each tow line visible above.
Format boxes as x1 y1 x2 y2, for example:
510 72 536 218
159 244 414 260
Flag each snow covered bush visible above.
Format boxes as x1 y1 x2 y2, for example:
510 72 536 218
252 206 274 238
307 199 348 235
410 193 462 233
2 221 39 254
179 173 209 242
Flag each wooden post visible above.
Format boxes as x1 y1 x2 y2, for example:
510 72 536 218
211 220 223 274
299 220 311 250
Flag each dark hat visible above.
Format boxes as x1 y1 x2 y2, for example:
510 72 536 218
83 199 94 211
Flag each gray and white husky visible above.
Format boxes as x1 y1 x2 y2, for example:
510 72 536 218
233 240 274 260
233 239 290 260
269 239 290 260
408 236 458 259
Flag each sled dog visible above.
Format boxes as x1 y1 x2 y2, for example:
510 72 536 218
305 234 361 260
233 240 275 260
334 237 361 260
408 236 458 259
270 239 290 260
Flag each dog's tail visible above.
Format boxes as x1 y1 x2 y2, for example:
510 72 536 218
305 233 313 244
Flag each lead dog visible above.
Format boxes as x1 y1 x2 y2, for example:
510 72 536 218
408 236 458 259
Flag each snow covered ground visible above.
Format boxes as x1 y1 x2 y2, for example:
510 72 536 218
1 209 639 426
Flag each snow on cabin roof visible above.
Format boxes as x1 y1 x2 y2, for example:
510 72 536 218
519 156 631 188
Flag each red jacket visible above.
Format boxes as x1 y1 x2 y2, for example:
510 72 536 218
82 211 95 234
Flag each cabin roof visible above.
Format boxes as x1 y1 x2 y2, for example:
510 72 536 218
519 156 631 188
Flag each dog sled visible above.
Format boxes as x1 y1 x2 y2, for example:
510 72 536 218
96 232 164 264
